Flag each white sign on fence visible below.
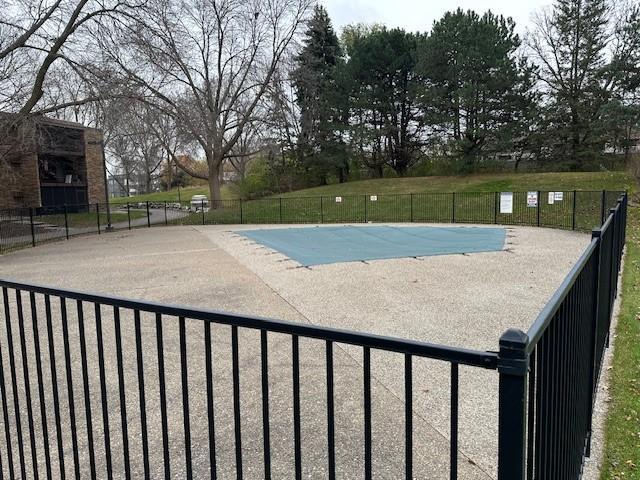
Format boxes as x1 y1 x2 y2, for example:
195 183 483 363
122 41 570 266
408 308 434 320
527 191 538 207
335 196 342 203
548 192 555 205
370 195 378 202
500 192 513 214
554 192 564 201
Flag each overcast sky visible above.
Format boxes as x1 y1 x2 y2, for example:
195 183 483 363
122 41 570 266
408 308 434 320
320 0 553 35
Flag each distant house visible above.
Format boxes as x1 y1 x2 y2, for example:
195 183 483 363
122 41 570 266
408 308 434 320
222 161 240 182
108 173 156 198
0 114 106 209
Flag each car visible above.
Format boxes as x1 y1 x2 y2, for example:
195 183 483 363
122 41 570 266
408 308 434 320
190 194 209 209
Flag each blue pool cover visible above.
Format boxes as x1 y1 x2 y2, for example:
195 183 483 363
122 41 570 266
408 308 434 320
239 225 506 266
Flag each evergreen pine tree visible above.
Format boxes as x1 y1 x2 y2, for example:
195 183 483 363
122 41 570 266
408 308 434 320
292 6 346 184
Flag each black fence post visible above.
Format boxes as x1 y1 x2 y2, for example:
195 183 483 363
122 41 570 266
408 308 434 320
127 203 131 230
410 194 414 223
29 207 36 247
451 193 456 223
202 200 205 225
147 201 151 228
97 203 101 234
497 328 528 480
364 195 367 223
279 198 283 224
239 199 243 225
537 191 541 227
600 190 606 224
572 190 577 230
164 202 168 226
320 197 324 224
64 204 69 240
494 192 498 224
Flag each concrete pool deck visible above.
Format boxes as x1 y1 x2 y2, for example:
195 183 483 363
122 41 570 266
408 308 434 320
0 224 596 478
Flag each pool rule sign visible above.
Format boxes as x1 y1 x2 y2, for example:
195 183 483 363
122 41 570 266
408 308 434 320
500 192 513 214
527 191 538 207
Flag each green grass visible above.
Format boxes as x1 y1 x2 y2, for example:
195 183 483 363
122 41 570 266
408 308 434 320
37 210 146 228
109 184 236 204
600 196 640 480
278 171 634 197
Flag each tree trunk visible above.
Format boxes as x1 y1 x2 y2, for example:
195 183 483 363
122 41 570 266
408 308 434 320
208 157 223 206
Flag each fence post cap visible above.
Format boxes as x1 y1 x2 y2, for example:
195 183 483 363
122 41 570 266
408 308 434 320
498 329 529 375
591 228 602 239
499 328 528 348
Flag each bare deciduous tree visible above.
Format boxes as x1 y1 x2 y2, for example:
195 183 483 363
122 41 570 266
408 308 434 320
0 0 139 114
101 0 312 202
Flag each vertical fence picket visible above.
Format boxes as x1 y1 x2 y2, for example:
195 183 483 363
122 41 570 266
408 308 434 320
204 321 217 477
134 310 150 479
292 335 302 480
363 347 372 480
260 330 270 480
76 301 97 478
232 326 243 479
450 363 459 480
15 291 39 479
44 295 65 479
179 317 192 479
29 291 52 480
156 313 170 480
405 354 413 480
95 303 113 480
29 208 35 247
64 204 69 239
114 307 131 480
326 341 336 480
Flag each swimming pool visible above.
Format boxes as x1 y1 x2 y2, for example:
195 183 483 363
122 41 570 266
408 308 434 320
239 225 506 266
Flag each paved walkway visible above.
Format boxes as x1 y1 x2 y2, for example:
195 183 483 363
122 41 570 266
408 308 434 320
0 225 591 479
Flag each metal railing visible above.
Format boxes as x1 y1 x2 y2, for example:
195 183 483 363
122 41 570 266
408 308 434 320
0 190 625 254
497 193 627 479
0 193 628 479
0 278 496 479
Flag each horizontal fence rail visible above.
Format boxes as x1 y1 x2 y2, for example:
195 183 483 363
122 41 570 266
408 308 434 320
0 190 625 254
0 193 628 480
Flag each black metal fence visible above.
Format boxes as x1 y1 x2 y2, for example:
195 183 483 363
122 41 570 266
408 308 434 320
0 190 625 254
497 193 627 479
0 193 628 479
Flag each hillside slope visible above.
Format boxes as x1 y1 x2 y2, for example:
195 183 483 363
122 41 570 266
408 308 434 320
278 172 634 197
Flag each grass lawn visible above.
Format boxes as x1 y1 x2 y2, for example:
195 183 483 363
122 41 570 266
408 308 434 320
109 184 236 204
600 193 640 480
278 171 634 197
36 210 147 228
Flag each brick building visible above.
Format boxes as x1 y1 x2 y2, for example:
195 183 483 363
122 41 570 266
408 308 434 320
0 115 106 209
